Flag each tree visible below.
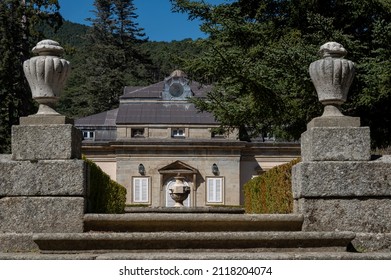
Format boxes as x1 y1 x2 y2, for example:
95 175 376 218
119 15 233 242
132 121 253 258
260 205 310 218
0 0 61 153
171 0 391 147
57 0 152 117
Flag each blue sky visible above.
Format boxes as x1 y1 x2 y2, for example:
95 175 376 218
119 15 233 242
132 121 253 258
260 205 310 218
58 0 228 42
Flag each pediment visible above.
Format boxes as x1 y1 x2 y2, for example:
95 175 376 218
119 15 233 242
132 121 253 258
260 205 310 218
158 160 199 174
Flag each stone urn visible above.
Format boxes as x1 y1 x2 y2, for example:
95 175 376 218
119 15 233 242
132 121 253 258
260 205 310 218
23 40 70 115
309 42 355 116
169 175 190 207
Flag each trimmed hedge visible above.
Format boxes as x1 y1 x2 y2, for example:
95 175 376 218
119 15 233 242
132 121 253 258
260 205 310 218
244 158 300 214
83 156 126 213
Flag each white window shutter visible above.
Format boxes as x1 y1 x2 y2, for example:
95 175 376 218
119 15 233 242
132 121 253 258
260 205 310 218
141 178 148 202
215 178 222 202
133 178 149 203
207 178 223 203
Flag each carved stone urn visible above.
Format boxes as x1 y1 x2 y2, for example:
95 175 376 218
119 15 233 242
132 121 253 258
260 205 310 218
169 175 190 207
23 40 70 115
309 42 355 117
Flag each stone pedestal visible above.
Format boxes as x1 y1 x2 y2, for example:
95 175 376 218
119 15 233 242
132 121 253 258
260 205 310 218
12 125 82 160
0 117 86 252
292 41 391 252
301 127 371 161
293 124 391 252
0 40 87 253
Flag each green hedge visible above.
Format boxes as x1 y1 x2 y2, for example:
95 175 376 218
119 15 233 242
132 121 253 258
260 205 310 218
83 156 126 213
244 158 300 214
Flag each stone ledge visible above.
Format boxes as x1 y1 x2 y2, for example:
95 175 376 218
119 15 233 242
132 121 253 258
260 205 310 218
20 115 74 125
0 159 86 196
295 198 391 233
292 161 391 198
2 251 391 260
301 127 370 162
12 124 82 160
0 197 84 233
307 116 360 129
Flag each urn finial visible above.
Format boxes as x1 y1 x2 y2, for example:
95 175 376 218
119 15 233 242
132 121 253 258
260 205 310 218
319 42 347 58
32 39 65 56
309 42 355 117
23 39 70 115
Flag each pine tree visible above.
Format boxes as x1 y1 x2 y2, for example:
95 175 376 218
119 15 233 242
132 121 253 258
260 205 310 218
0 0 61 153
58 0 152 117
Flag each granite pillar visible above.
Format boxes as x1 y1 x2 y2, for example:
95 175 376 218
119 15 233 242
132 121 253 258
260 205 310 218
0 40 86 253
292 42 391 252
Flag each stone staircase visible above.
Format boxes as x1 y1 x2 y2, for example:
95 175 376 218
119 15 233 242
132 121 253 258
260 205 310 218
29 212 358 258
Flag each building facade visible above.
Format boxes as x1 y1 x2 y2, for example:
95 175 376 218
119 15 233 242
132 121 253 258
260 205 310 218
75 70 300 207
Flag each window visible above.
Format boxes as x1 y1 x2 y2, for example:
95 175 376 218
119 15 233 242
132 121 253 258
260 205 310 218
131 128 145 138
172 128 185 138
82 130 94 140
133 177 149 203
206 177 224 203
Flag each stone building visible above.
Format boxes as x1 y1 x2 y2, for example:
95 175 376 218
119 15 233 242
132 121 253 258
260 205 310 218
75 70 300 207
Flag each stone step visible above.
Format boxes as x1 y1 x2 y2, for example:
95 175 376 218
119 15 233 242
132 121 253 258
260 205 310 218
32 231 355 253
84 213 304 232
4 251 391 260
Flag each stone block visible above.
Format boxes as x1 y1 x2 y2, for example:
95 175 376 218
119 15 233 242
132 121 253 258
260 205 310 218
292 161 391 198
301 127 370 162
351 233 391 253
12 124 82 160
295 198 391 233
0 159 86 196
0 233 38 253
0 197 84 233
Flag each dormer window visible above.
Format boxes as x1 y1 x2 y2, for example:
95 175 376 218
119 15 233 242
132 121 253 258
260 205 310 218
82 130 95 140
211 131 225 138
172 128 185 138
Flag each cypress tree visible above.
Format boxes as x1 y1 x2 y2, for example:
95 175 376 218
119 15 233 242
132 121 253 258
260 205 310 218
0 0 61 153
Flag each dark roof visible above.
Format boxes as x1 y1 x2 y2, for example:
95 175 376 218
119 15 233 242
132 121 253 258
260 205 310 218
75 73 216 127
116 102 217 125
75 108 118 127
121 81 212 100
122 81 164 99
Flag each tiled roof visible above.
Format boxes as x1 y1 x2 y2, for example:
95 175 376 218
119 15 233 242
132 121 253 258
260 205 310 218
75 108 118 127
122 81 164 99
76 73 216 126
116 102 217 124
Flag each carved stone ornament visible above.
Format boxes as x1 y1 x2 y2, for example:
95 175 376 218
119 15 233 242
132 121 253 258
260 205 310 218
309 42 355 116
169 175 190 207
23 40 70 115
